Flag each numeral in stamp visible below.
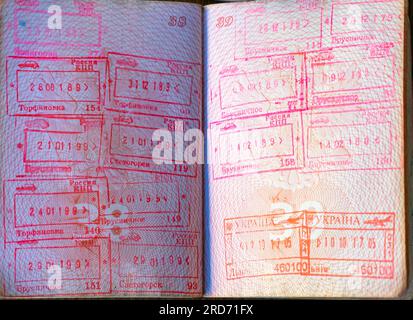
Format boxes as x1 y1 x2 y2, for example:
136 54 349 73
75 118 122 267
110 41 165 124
6 57 107 116
307 47 397 109
327 0 402 47
218 53 307 118
104 181 190 229
111 230 201 295
4 116 103 177
102 112 199 177
210 112 304 180
224 211 395 280
234 5 323 59
3 177 109 243
3 237 111 297
14 8 102 47
303 108 401 172
108 52 201 118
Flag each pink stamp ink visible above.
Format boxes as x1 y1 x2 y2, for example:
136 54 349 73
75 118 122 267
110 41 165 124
102 112 199 177
5 116 103 177
3 177 109 243
103 181 190 229
329 0 402 47
307 46 396 109
111 230 201 295
234 5 323 59
224 211 395 280
210 111 304 180
13 8 102 47
219 53 307 118
6 57 107 116
303 108 401 172
108 52 201 119
3 237 111 297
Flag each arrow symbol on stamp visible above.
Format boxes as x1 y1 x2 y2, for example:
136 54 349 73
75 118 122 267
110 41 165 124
84 83 88 91
114 116 133 124
16 184 37 192
225 222 233 232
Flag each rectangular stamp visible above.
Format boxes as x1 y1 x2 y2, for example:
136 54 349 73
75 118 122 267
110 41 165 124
307 47 396 109
14 8 102 47
234 5 323 59
218 54 307 118
3 177 109 243
108 52 201 119
327 0 402 47
224 211 395 280
102 181 190 230
102 112 199 177
6 56 107 116
303 108 401 172
209 111 304 180
111 230 201 295
3 237 111 297
5 116 103 177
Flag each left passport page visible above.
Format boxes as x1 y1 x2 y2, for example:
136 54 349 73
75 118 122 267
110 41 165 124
0 0 202 298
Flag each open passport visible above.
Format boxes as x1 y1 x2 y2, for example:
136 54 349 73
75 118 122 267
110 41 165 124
0 0 411 298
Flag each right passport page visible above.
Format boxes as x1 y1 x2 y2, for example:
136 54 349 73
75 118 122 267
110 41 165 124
204 0 407 297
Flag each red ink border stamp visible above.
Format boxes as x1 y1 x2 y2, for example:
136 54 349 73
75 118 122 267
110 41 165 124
111 230 201 295
103 112 199 178
210 111 304 180
328 0 402 47
3 177 110 243
307 46 396 109
13 8 102 47
5 116 104 177
303 108 401 173
218 53 307 118
6 56 108 116
103 181 191 229
108 52 201 119
3 237 111 297
234 5 324 60
224 211 395 280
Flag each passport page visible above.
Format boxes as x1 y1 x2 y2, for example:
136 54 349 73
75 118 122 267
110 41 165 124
204 0 407 297
0 0 203 297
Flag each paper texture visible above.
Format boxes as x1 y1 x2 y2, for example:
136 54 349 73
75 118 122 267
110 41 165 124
204 0 407 297
0 0 202 297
